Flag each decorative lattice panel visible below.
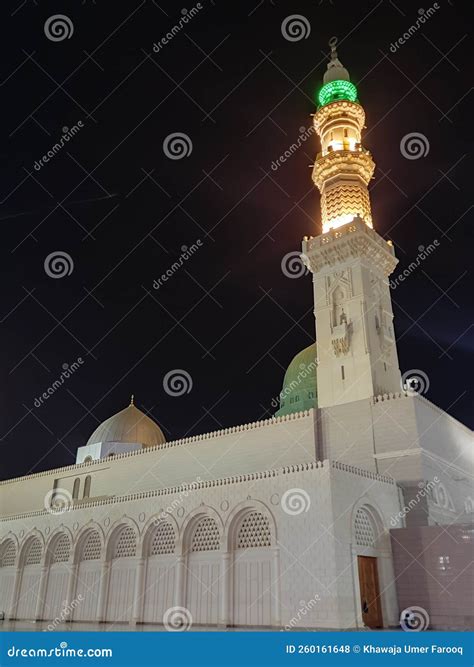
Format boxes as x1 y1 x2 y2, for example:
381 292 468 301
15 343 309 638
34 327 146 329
81 531 102 561
237 512 271 549
191 517 220 552
354 508 376 547
0 540 16 567
150 522 175 556
322 182 372 228
51 534 71 563
113 526 137 559
25 538 42 565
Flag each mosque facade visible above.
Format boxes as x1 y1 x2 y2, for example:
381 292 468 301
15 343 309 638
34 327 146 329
0 42 472 631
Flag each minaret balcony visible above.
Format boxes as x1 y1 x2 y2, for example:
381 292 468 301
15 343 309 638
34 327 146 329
302 217 398 278
312 149 375 188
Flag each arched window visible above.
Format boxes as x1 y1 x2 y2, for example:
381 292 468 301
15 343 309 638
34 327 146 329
0 539 16 567
191 517 220 552
24 538 42 565
83 475 91 499
80 531 102 561
236 512 271 549
51 534 71 563
113 526 137 559
149 522 175 556
84 456 93 463
354 507 377 547
72 478 80 499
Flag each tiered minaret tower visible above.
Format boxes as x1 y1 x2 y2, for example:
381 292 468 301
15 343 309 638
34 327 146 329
302 38 402 408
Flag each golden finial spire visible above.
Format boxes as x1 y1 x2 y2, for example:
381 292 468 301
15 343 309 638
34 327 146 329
130 394 134 406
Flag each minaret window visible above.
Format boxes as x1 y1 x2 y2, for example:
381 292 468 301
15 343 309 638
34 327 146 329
83 475 91 498
72 478 80 499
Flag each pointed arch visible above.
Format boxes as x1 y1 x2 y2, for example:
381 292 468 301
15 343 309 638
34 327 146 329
224 500 277 552
140 513 179 558
180 505 224 554
19 529 45 567
73 522 105 564
0 535 18 568
105 517 140 561
45 526 73 565
350 497 389 553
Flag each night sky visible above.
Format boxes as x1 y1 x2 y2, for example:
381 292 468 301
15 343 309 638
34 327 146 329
1 0 473 481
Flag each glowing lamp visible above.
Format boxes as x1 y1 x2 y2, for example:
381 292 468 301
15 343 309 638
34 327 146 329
318 80 358 107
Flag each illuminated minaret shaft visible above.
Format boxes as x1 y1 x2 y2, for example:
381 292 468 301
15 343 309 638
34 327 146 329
302 39 402 408
312 38 375 233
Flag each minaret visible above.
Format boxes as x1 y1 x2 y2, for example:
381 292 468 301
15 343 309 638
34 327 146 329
302 38 402 408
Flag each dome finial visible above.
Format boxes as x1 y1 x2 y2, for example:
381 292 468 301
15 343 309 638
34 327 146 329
130 394 134 406
323 36 350 84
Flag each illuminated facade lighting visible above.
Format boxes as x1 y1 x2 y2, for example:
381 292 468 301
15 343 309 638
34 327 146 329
318 80 358 107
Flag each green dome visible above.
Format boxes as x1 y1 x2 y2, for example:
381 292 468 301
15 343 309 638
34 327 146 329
275 344 318 417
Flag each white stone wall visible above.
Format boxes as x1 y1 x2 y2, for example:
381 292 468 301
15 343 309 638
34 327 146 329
0 461 400 629
0 411 316 518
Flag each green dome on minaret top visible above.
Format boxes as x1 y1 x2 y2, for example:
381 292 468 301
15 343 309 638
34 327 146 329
275 344 318 417
317 37 358 108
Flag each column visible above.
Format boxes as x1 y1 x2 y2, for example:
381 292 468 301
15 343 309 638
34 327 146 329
271 548 281 627
34 565 49 620
64 562 78 622
173 556 185 608
218 552 231 627
8 567 22 619
96 560 110 623
131 557 146 624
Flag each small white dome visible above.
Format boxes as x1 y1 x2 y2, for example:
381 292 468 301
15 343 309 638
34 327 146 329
323 59 350 84
87 398 166 449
